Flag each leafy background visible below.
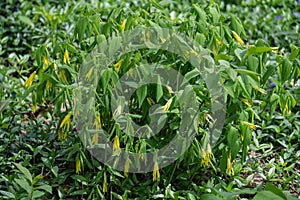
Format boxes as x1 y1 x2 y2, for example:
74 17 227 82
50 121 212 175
0 0 299 199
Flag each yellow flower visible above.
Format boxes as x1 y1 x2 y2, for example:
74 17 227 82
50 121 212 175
166 85 174 95
60 112 72 129
124 158 130 177
253 87 267 94
46 81 52 92
283 103 290 116
43 55 50 69
163 98 172 111
114 59 123 73
242 121 256 130
216 38 222 46
232 31 244 45
53 63 58 73
86 68 93 80
58 129 67 141
25 71 36 88
63 49 70 65
76 158 81 174
59 69 68 84
240 98 251 107
32 104 37 113
92 134 98 145
113 136 121 155
94 113 102 129
226 154 234 175
147 97 155 106
121 19 127 32
103 180 107 193
153 162 160 181
201 145 212 167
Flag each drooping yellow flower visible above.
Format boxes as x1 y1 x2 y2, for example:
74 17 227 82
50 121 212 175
46 81 52 92
94 113 102 129
114 59 123 73
201 145 212 167
152 162 160 181
232 31 244 45
216 38 222 46
166 85 174 95
58 129 67 141
121 19 127 32
163 98 172 112
283 103 290 116
25 71 36 88
113 136 121 155
240 98 251 107
253 87 267 94
75 158 81 174
59 69 68 84
60 112 72 129
32 104 37 113
53 63 58 74
63 49 70 65
43 55 50 69
103 180 107 193
92 134 98 145
226 153 234 175
242 121 256 130
124 158 130 177
86 68 93 80
147 97 155 106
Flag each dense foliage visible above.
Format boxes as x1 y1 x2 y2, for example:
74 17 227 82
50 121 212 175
0 0 299 199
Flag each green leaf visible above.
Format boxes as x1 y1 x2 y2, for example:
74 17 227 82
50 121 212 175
32 190 45 199
14 163 32 183
18 16 34 28
0 190 15 198
262 65 276 85
209 7 219 24
246 46 272 56
36 185 52 194
253 191 284 200
15 178 32 195
193 5 206 22
156 77 163 101
265 182 287 200
279 58 292 83
200 194 222 200
137 85 147 108
289 45 299 61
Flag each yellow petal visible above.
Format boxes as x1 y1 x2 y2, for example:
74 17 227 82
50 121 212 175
147 97 155 106
86 68 94 80
153 162 160 181
60 112 72 129
232 31 244 45
59 69 68 84
76 158 81 174
46 81 52 92
163 98 172 111
121 19 127 32
114 59 123 73
226 154 234 175
43 55 50 69
242 121 256 130
254 87 267 94
113 136 121 154
63 49 70 65
124 158 130 177
25 71 36 88
92 134 98 145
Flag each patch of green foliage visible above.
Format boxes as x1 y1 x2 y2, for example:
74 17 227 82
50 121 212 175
0 0 299 199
